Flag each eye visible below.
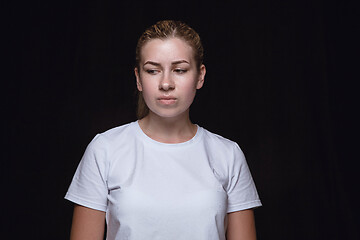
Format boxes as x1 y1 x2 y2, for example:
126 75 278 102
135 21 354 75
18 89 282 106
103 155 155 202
174 69 187 74
145 69 160 75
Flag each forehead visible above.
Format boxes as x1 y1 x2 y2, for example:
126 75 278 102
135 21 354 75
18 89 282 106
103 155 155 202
140 38 195 63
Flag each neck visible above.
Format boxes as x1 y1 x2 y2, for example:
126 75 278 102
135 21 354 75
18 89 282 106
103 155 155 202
138 111 197 144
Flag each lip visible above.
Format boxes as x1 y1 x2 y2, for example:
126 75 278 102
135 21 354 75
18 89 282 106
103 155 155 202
157 96 177 105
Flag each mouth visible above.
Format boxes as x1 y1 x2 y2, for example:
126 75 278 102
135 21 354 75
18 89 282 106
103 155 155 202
157 97 177 105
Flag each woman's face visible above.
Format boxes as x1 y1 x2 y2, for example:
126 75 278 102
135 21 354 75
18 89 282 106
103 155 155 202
135 37 206 119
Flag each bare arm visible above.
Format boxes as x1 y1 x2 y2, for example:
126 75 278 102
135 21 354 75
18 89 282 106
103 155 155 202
226 209 257 240
70 204 106 240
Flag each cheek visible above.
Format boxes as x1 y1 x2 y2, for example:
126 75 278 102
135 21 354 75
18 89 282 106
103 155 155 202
139 76 155 92
180 81 198 101
139 78 158 106
141 82 155 99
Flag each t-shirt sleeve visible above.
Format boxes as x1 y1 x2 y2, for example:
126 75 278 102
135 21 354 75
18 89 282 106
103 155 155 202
226 143 262 213
65 134 109 212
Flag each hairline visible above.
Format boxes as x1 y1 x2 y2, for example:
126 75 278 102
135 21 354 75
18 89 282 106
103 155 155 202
137 36 201 70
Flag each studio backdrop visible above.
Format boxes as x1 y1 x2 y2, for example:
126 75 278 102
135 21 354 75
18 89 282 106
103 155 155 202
3 0 359 239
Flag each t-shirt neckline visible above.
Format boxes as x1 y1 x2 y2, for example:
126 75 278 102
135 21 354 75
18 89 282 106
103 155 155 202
133 120 202 147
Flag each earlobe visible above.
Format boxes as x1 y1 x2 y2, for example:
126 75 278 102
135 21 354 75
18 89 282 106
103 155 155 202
196 78 204 89
135 68 142 91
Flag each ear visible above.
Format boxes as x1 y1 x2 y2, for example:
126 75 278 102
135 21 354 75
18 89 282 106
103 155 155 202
135 67 142 91
196 64 206 90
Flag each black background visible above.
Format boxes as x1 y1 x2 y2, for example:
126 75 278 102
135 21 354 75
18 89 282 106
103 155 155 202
3 0 359 239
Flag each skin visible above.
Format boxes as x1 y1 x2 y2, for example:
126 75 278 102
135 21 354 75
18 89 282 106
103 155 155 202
70 205 105 240
69 37 257 240
135 37 205 143
227 210 257 240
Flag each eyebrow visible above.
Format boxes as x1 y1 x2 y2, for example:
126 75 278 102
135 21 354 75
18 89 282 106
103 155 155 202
143 60 190 67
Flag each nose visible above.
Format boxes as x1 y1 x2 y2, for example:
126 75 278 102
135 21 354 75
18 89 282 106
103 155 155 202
159 72 175 91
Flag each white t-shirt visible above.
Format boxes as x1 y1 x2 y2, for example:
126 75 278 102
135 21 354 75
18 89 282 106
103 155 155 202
65 121 261 240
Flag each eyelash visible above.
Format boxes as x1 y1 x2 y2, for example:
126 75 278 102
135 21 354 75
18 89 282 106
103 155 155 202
145 69 188 74
174 69 187 74
146 69 159 74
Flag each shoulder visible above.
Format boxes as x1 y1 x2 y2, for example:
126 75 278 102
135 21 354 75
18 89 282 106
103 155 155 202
201 127 242 153
199 127 246 172
199 127 249 191
86 121 137 152
99 122 134 140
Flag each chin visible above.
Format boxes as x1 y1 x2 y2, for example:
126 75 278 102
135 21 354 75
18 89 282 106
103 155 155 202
149 108 189 119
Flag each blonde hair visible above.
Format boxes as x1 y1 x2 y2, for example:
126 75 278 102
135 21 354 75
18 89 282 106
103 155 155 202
135 20 204 119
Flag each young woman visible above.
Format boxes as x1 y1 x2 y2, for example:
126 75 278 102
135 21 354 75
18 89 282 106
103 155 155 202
65 20 262 240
